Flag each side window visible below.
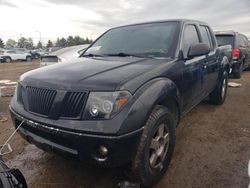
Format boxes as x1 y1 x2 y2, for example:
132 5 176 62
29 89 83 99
206 27 216 49
182 25 200 57
238 35 245 47
7 51 15 54
243 36 249 46
200 26 211 49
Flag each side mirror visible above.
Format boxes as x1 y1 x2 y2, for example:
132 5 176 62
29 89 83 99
188 43 210 58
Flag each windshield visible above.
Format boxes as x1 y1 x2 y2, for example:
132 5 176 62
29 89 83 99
216 35 234 47
84 22 179 58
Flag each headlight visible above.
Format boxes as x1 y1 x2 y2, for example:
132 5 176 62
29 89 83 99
83 91 132 119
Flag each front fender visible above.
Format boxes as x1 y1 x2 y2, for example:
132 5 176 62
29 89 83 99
118 78 181 134
220 56 230 73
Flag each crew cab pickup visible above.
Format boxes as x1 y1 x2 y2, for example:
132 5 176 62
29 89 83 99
10 19 229 186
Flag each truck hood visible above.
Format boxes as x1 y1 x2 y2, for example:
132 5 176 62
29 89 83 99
21 57 173 92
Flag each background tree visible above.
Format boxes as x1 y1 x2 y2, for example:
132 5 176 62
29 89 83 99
59 37 67 47
17 37 34 49
26 38 34 49
55 38 60 47
37 41 43 49
67 36 75 46
5 39 16 48
74 36 83 45
46 40 54 48
17 37 28 48
48 36 92 48
0 38 4 48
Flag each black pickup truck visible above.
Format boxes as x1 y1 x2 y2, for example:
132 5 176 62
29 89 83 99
10 19 229 186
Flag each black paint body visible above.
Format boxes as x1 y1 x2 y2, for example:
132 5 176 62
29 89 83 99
10 19 229 166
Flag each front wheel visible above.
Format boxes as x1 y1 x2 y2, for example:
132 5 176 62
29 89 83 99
209 70 228 105
128 106 176 187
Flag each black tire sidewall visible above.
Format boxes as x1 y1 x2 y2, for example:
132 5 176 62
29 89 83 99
6 57 11 63
220 71 228 103
26 56 32 62
134 106 176 186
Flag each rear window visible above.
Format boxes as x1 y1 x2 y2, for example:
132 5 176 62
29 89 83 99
200 26 212 49
41 56 58 62
216 35 234 47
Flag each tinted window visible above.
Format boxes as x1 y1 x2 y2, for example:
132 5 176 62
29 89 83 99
200 26 211 48
215 35 234 47
243 36 249 46
182 25 200 57
85 22 180 58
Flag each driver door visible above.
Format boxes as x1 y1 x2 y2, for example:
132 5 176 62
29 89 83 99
181 24 207 111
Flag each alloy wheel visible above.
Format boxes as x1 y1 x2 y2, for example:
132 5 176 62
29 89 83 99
149 123 170 170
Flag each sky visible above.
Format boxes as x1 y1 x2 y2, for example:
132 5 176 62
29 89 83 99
0 0 249 44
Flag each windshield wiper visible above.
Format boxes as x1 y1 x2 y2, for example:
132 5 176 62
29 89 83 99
105 52 145 58
82 53 103 57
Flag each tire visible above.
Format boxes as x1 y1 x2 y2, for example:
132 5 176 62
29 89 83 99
209 70 228 105
128 105 176 187
26 56 32 62
5 57 11 63
234 62 243 79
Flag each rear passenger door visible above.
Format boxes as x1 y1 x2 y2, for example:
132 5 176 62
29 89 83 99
199 25 220 94
181 24 206 110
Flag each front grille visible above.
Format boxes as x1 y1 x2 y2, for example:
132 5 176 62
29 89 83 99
26 86 57 116
61 92 87 118
16 83 23 104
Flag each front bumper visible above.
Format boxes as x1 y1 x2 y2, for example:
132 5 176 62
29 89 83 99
10 108 143 167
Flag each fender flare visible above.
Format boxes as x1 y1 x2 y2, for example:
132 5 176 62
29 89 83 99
118 78 181 134
220 56 230 74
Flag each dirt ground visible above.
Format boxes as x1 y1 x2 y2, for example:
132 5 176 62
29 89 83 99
0 61 250 188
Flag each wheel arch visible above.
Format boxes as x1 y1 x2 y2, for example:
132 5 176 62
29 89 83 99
134 78 181 127
117 78 182 135
220 56 230 75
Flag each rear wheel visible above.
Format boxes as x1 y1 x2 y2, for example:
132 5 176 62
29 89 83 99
209 70 228 105
128 106 176 187
26 56 32 62
234 62 243 79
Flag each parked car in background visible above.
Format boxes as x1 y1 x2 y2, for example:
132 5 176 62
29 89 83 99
35 49 46 56
10 19 229 187
40 44 89 66
0 49 32 63
215 31 250 78
29 50 41 59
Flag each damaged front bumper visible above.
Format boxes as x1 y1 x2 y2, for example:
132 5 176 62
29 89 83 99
9 107 143 167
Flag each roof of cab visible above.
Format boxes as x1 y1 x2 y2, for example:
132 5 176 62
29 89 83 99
112 19 209 29
215 31 236 36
